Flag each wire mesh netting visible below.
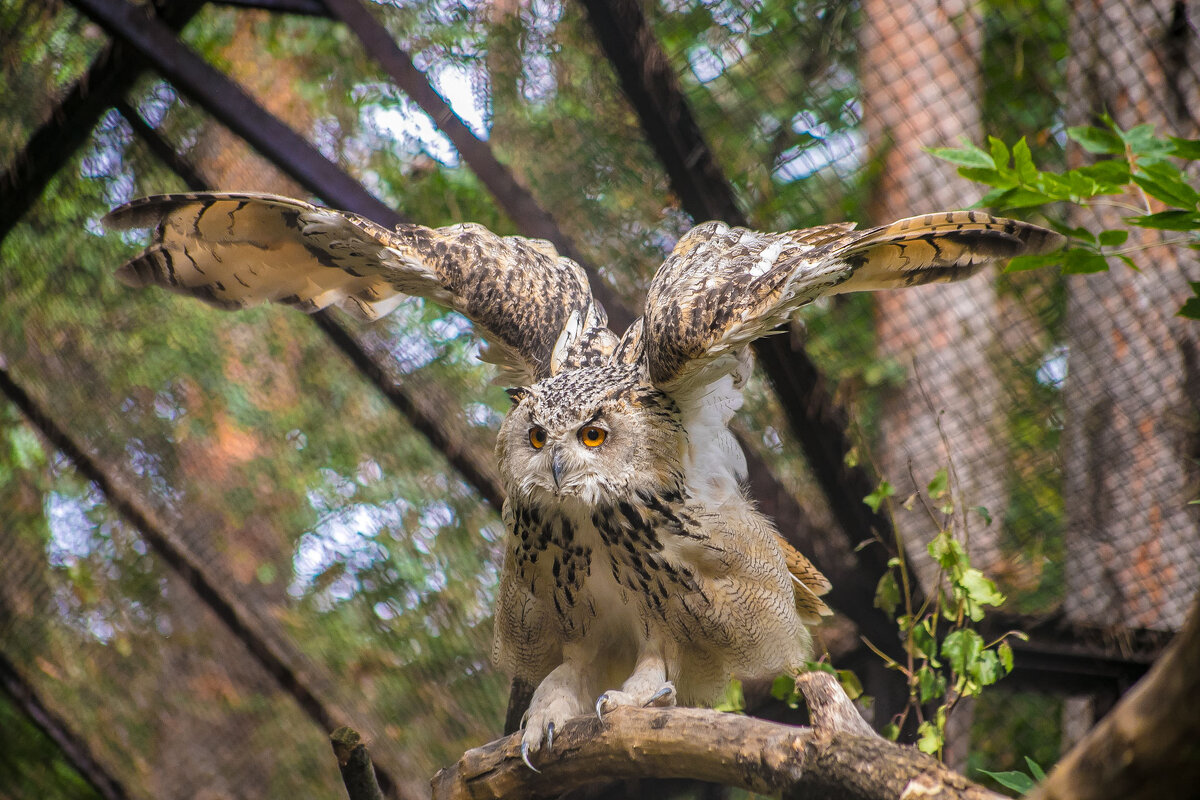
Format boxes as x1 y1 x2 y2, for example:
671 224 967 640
1 0 1198 797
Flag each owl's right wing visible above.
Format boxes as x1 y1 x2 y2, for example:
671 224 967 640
105 192 610 386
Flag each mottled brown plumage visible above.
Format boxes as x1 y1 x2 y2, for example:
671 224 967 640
104 192 1063 766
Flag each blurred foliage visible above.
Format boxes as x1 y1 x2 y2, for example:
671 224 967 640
969 691 1062 797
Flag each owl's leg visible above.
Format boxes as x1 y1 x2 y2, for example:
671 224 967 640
594 650 676 718
521 659 587 769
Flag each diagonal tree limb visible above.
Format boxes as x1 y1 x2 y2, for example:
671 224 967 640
319 0 631 334
66 0 403 226
0 0 207 246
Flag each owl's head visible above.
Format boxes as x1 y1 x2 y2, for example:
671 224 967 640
496 364 685 505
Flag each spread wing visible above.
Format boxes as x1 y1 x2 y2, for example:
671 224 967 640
104 192 613 385
640 210 1064 392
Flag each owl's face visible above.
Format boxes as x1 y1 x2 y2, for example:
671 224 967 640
496 364 685 506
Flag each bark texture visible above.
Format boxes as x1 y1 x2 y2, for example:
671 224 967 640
431 672 1002 800
1033 590 1200 800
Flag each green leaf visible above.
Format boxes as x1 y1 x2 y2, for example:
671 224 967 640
928 144 994 169
1004 252 1063 273
874 571 900 617
916 720 943 755
1025 757 1047 781
837 669 864 701
988 136 1011 170
911 619 941 665
970 649 1004 686
978 769 1037 795
1037 172 1084 202
1127 210 1200 230
917 664 947 703
1061 248 1111 275
1116 254 1141 272
998 640 1014 673
1121 123 1173 160
1047 220 1098 242
715 677 745 712
1132 162 1200 208
974 505 993 526
881 722 901 741
864 480 895 513
1067 125 1125 154
926 467 949 499
1012 137 1039 185
942 629 985 677
1179 295 1200 320
1169 136 1200 159
771 674 798 705
995 187 1056 209
959 568 1006 608
928 531 968 572
958 166 1012 187
1098 229 1129 247
1075 159 1132 187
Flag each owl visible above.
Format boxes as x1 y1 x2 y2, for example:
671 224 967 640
104 193 1062 767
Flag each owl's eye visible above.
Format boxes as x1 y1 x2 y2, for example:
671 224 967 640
579 425 607 447
529 426 547 449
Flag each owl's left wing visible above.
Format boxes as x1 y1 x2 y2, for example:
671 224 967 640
104 192 611 385
640 211 1064 392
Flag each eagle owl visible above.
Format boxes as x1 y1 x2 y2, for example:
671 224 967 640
104 193 1062 765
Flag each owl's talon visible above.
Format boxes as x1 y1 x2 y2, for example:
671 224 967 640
595 693 609 721
645 684 675 707
520 740 541 773
546 721 555 752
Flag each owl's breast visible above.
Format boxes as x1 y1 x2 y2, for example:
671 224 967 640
507 487 707 633
506 498 612 640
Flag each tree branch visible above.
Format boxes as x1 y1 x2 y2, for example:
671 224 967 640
331 727 385 800
1031 589 1200 800
431 672 1001 800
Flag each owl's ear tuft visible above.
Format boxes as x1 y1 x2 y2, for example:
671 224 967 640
505 387 530 405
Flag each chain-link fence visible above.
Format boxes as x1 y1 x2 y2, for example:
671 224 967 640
1 0 1197 797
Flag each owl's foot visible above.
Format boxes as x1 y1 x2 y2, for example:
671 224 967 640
520 663 586 771
594 680 677 719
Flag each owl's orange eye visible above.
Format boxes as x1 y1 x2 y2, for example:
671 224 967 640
529 427 547 449
579 425 607 447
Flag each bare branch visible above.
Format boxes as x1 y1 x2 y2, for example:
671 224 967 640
331 727 385 800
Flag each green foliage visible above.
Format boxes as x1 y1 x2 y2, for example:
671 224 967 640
866 460 1025 760
770 662 864 712
930 117 1200 319
978 757 1046 796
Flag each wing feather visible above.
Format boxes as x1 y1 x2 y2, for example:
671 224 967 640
105 192 610 385
641 212 1063 392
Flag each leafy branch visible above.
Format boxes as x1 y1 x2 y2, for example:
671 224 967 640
929 116 1200 320
864 462 1024 759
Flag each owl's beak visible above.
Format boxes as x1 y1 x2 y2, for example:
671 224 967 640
551 446 566 490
